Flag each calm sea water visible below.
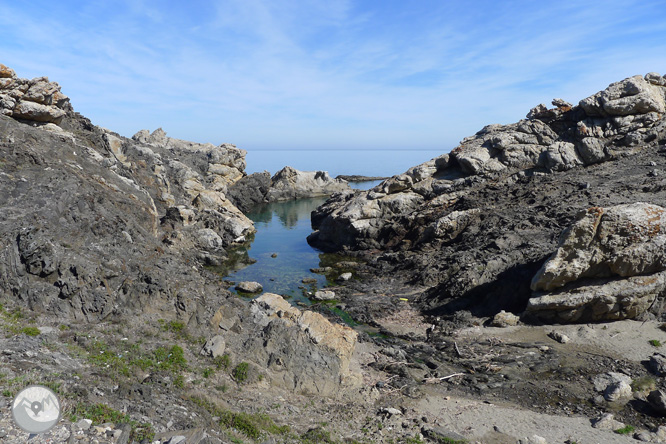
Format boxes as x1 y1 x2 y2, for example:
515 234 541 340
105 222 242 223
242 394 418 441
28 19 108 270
223 197 330 304
245 148 445 178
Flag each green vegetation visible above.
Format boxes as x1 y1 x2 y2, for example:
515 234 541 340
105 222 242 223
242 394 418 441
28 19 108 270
159 319 186 335
69 402 154 442
649 339 662 347
233 362 249 383
614 425 635 435
203 367 213 378
404 435 425 444
214 354 232 370
20 326 41 336
301 427 335 444
86 340 187 377
631 376 657 392
173 374 185 388
189 395 289 440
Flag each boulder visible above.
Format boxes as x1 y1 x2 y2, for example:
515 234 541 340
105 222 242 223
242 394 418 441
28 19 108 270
312 290 336 301
490 310 519 327
241 293 358 395
580 75 666 117
0 67 70 124
532 203 666 291
648 389 666 416
235 281 263 293
200 335 226 358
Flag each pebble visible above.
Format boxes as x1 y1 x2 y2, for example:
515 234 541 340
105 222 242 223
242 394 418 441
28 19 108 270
547 331 570 343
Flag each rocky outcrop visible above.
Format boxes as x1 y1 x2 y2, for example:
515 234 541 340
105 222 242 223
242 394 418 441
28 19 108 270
526 203 666 322
0 65 256 323
222 293 358 396
308 73 666 319
227 166 351 212
0 64 70 125
268 166 350 201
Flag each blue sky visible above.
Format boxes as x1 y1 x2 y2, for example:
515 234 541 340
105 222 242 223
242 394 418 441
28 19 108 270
2 0 666 154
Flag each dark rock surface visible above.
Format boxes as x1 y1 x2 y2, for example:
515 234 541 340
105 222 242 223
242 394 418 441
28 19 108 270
309 73 666 320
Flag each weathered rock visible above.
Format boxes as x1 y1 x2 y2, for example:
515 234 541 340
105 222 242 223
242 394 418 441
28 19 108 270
226 171 272 212
240 293 358 395
648 389 666 415
267 166 351 201
337 272 352 282
200 335 226 358
591 413 625 430
527 203 666 322
517 436 548 444
604 380 632 402
490 310 519 327
312 290 336 301
649 353 666 376
532 203 666 291
580 75 666 117
0 68 70 124
235 281 263 293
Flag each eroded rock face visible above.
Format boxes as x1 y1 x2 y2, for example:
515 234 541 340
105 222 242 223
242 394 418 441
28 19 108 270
237 293 358 396
308 72 666 319
527 203 666 322
531 203 666 291
309 74 666 254
267 166 351 201
0 65 70 124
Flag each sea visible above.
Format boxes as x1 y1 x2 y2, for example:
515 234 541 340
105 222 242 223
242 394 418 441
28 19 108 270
244 148 446 178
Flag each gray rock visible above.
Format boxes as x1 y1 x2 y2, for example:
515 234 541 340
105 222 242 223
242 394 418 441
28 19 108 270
591 413 625 430
649 353 666 376
75 418 93 430
200 335 226 358
604 380 632 402
580 75 666 116
337 272 352 282
547 331 570 343
312 290 336 301
236 281 263 293
648 389 666 415
267 166 351 202
490 310 519 327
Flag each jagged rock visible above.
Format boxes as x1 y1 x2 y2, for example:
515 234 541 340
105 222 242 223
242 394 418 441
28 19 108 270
312 290 336 301
267 166 351 201
235 281 263 293
532 203 666 292
591 413 625 430
490 310 519 327
580 75 666 117
0 66 70 124
526 203 666 322
648 389 666 415
239 293 358 395
649 353 666 376
200 335 226 358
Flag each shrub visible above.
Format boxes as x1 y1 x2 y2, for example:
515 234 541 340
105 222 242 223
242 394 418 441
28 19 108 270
233 362 249 383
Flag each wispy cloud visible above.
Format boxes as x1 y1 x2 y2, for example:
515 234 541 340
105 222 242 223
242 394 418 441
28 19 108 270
1 0 665 152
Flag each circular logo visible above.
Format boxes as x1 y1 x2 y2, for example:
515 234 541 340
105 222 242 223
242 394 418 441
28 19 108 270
11 385 61 434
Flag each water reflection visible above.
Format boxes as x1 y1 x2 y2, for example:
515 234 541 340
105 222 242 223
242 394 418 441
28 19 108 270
217 197 330 303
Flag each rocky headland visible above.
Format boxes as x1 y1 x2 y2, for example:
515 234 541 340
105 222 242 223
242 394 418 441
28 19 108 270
3 62 666 444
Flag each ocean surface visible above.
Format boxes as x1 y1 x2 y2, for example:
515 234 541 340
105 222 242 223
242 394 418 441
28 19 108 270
245 148 446 178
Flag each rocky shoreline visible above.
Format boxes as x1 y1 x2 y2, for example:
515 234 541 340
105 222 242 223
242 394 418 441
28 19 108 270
3 62 666 444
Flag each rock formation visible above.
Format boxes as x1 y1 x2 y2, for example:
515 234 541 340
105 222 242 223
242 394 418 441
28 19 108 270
309 73 666 321
526 203 666 322
0 63 70 125
227 166 351 212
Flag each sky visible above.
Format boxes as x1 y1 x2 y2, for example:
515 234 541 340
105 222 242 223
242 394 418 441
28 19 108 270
2 0 666 161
